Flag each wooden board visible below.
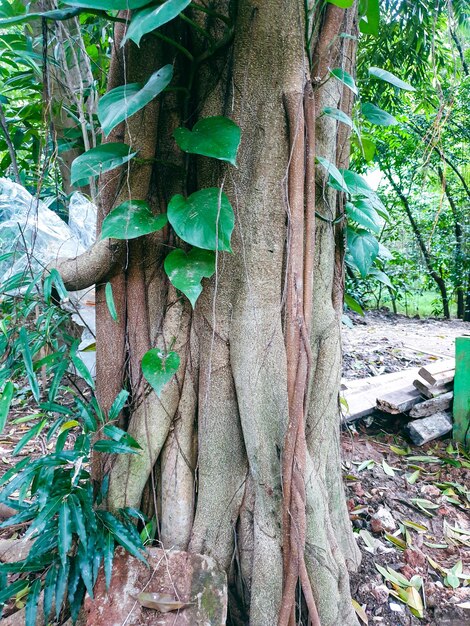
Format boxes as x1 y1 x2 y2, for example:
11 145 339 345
418 359 455 386
413 378 453 399
376 385 422 414
409 391 453 418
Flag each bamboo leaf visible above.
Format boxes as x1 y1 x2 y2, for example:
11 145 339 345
105 282 118 321
0 381 14 434
25 578 41 626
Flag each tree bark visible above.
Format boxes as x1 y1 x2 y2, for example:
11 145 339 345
57 2 361 624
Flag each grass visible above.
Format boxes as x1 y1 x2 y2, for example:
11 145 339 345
367 290 459 318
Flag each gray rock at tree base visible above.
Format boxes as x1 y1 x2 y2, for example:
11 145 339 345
406 411 453 446
82 547 227 626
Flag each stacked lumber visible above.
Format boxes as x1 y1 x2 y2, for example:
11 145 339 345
342 358 455 445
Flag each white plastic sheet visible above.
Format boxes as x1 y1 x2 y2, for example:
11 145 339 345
0 178 97 376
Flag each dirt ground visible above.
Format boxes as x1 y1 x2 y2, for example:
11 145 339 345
342 311 470 626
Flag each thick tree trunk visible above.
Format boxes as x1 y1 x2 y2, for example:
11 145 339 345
61 2 361 624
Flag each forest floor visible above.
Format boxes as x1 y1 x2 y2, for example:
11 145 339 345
0 310 468 625
342 310 470 626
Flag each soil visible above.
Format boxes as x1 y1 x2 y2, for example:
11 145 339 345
342 311 470 626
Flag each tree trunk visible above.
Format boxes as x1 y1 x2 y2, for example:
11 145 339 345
383 168 451 319
61 2 361 624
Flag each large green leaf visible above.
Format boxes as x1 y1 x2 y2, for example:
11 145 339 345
19 328 39 403
0 381 14 434
339 170 388 217
322 107 355 129
316 156 349 193
174 116 241 165
101 200 167 240
368 67 415 91
25 578 41 626
122 0 192 47
359 0 380 36
0 580 28 606
141 349 180 398
98 65 173 137
164 248 215 308
329 68 358 95
103 532 114 590
58 501 71 566
347 227 379 277
65 0 152 8
167 188 234 252
71 143 137 186
359 136 376 162
327 0 354 6
346 200 384 233
68 494 87 546
97 511 146 563
93 439 140 454
43 565 57 620
362 102 398 126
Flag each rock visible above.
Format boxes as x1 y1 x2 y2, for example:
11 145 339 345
83 547 227 625
370 507 396 533
371 584 389 604
389 601 404 612
406 412 452 445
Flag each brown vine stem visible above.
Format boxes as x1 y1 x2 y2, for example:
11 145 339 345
279 86 319 626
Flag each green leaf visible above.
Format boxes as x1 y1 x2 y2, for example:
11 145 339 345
347 228 379 277
346 200 383 233
382 459 395 476
316 156 349 193
164 248 215 308
329 68 358 95
98 65 173 137
326 0 354 6
55 560 70 619
105 282 118 321
103 424 141 449
97 511 146 563
12 419 47 456
359 0 379 36
19 328 40 403
43 268 68 304
65 0 152 8
369 268 393 289
93 439 140 454
103 532 114 590
108 390 129 421
174 116 241 166
68 494 87 546
0 579 28 605
58 501 71 566
362 102 398 126
0 381 14 434
0 8 80 27
77 542 94 598
25 578 41 626
358 136 376 162
43 564 57 620
70 341 95 389
141 348 180 398
71 143 137 186
344 293 364 316
167 188 234 252
368 67 415 92
322 106 355 129
122 0 192 47
101 200 167 240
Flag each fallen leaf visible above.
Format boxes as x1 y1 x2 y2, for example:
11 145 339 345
136 592 193 613
352 598 368 624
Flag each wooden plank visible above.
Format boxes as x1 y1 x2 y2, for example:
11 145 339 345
413 379 453 399
342 369 421 422
453 337 470 446
418 359 455 386
409 391 453 418
376 385 422 414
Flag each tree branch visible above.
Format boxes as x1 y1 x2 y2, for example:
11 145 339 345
49 238 125 291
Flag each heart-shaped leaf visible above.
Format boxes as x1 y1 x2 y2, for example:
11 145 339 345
174 116 241 165
164 248 215 307
347 227 379 277
101 200 167 240
368 67 415 91
122 0 192 47
362 102 398 126
71 143 137 186
359 0 379 36
316 156 349 193
346 200 384 233
322 107 355 129
65 0 151 9
329 68 358 95
141 349 180 398
167 188 234 252
98 65 173 136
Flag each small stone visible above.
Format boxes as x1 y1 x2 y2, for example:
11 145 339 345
352 482 365 497
389 601 404 612
371 506 396 533
371 584 389 604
